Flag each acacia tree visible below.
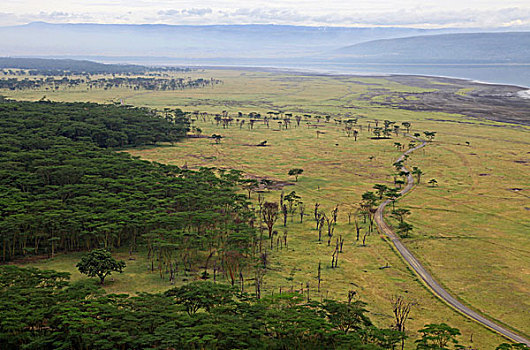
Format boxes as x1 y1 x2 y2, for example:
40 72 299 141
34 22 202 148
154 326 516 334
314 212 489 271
164 281 234 316
288 168 304 182
243 179 259 199
76 249 126 284
415 323 461 349
402 122 411 133
284 191 301 222
423 131 437 141
373 184 388 199
360 191 378 224
397 222 413 238
391 208 411 223
412 166 423 184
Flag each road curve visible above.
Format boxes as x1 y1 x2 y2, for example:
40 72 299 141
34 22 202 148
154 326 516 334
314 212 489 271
374 138 530 346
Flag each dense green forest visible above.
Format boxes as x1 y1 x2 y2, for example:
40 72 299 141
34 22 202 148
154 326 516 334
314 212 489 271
0 100 256 286
3 266 523 350
0 265 402 349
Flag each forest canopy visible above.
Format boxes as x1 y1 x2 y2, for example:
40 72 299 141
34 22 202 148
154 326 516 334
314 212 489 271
0 100 254 272
0 265 405 350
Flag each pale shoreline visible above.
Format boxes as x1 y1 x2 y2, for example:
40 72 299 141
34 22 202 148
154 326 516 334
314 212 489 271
190 64 530 91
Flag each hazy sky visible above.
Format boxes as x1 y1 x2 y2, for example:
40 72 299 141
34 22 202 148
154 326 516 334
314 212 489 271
1 0 530 28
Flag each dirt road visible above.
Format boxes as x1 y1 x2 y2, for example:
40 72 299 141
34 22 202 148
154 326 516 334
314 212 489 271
374 138 530 346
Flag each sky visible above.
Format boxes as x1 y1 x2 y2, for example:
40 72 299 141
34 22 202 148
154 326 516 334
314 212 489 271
1 0 530 28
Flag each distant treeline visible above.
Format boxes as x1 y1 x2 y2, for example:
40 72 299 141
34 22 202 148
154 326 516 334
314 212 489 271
0 100 254 271
0 57 191 75
0 76 221 91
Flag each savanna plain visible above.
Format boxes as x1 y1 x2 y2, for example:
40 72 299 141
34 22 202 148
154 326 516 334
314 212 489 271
3 68 529 349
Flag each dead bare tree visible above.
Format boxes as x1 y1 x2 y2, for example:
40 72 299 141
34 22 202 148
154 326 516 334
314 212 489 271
262 202 279 238
355 217 361 241
325 214 335 246
392 295 414 350
347 210 353 224
331 247 339 268
314 202 320 221
332 205 339 224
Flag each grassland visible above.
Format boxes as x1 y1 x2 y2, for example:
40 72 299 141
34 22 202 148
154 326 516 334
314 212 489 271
4 69 529 349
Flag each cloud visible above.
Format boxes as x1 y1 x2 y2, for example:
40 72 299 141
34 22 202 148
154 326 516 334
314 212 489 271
158 8 213 17
211 6 530 28
182 8 213 16
220 7 309 22
0 12 19 26
2 4 530 29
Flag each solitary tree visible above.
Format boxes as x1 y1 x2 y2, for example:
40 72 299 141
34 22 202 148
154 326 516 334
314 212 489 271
76 249 126 284
288 168 304 182
428 178 438 187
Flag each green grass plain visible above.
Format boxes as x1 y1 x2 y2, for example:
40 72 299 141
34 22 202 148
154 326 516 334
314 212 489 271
4 69 529 349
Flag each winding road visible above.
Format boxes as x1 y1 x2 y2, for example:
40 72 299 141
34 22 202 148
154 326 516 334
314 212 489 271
374 137 530 346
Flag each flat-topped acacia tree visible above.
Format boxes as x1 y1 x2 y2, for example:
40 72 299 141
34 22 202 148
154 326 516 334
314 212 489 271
288 168 304 182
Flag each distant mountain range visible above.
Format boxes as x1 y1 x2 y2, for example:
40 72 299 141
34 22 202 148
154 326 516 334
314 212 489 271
0 22 464 60
331 32 530 63
1 23 530 86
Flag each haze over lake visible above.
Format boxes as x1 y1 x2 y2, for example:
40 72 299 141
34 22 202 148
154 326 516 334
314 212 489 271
2 23 530 87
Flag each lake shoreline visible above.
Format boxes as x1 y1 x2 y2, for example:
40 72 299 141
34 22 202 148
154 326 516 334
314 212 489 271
194 64 530 91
